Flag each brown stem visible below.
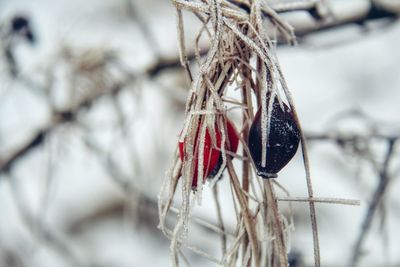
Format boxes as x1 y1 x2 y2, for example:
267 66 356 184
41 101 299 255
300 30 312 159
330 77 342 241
227 159 260 267
264 179 288 267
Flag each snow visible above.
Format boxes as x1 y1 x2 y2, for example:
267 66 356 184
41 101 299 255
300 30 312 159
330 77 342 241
0 0 400 266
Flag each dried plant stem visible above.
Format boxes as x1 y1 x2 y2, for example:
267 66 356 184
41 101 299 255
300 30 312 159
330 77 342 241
227 159 261 267
240 47 252 267
264 179 288 267
278 197 360 206
176 8 193 82
298 124 321 267
159 154 181 225
158 1 349 266
277 62 321 267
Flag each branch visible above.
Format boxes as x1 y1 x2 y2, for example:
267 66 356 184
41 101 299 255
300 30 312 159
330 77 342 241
351 138 397 266
306 133 400 143
2 0 399 174
229 0 399 41
0 54 198 175
295 1 400 39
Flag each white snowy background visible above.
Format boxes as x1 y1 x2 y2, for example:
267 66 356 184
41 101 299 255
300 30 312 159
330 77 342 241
0 0 399 266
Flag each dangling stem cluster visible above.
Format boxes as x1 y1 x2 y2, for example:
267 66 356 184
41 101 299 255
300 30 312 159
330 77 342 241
158 1 323 266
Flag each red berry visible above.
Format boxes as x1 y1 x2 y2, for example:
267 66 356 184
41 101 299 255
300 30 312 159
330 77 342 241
179 118 239 189
226 118 240 152
248 98 300 178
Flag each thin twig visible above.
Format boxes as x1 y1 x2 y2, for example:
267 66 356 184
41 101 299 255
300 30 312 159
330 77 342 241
351 138 397 266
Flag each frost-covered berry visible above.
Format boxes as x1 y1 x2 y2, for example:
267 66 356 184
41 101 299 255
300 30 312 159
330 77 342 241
248 98 300 178
179 118 239 189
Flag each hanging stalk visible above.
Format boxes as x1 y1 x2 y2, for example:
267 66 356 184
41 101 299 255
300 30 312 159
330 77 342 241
156 1 354 267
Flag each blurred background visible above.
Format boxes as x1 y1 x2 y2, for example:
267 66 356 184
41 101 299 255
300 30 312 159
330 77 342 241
0 0 399 266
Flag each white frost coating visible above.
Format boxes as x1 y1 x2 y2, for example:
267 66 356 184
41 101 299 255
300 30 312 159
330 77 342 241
251 0 281 170
261 62 268 168
175 8 187 68
158 154 179 234
180 119 195 240
199 0 222 75
204 74 227 187
196 119 207 204
180 78 201 145
196 98 216 203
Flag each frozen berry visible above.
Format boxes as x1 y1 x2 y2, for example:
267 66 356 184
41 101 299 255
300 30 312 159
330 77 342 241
207 119 239 178
248 97 300 178
179 118 239 189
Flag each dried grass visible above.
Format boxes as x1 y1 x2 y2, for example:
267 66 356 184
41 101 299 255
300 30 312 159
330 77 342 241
158 1 359 266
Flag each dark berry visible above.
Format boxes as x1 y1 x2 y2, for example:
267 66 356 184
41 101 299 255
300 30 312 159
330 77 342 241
248 97 300 178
